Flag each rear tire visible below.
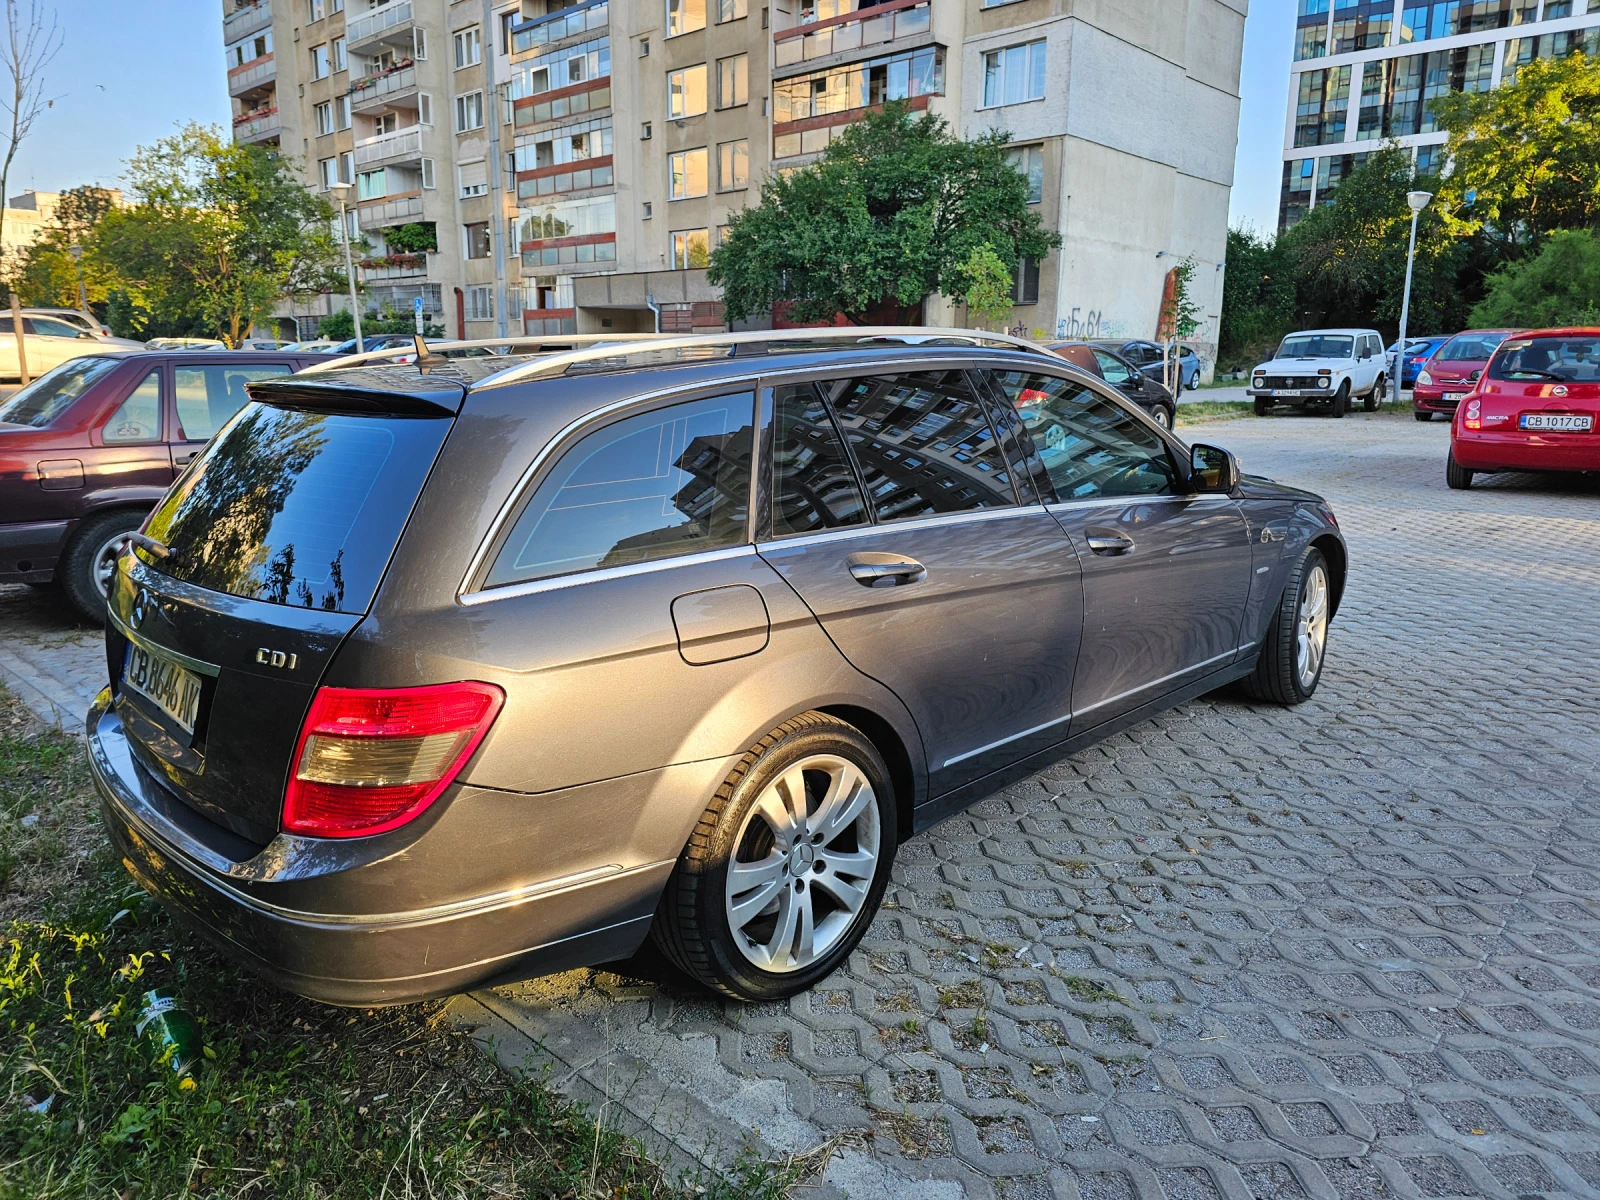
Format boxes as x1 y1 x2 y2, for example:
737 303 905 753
1253 398 1271 417
1365 375 1385 411
652 712 898 1001
1331 382 1349 418
59 509 144 623
1241 547 1330 706
1445 451 1474 490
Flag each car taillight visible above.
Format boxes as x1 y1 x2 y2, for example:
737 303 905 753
1464 399 1482 431
283 682 505 838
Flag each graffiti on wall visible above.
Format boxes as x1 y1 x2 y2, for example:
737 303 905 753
1055 308 1127 341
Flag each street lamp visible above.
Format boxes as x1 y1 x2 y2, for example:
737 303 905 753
1393 189 1432 403
67 244 88 318
328 182 364 353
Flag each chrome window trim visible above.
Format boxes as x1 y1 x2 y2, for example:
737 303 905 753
460 544 757 606
1044 493 1235 515
757 504 1044 554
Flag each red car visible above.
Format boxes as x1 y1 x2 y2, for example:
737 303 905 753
1413 329 1515 421
1448 328 1600 489
0 350 319 618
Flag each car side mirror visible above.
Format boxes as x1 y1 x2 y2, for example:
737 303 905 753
1190 443 1238 494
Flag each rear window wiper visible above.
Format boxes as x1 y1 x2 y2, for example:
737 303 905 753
1506 368 1565 381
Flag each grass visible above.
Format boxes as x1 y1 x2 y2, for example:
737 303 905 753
1175 400 1253 425
0 688 793 1200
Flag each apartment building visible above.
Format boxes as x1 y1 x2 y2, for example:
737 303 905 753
226 0 1246 366
1280 0 1600 230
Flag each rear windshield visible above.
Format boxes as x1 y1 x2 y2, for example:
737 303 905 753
1278 334 1352 359
0 357 123 427
140 404 450 613
1488 335 1600 383
1437 332 1508 362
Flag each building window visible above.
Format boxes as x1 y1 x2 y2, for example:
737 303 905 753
373 111 398 136
331 0 342 10
339 150 354 184
667 0 708 36
414 26 428 60
718 0 747 20
1332 0 1393 53
456 90 485 132
668 65 708 118
357 167 387 200
421 157 436 189
1010 257 1040 305
454 26 482 69
640 37 650 56
227 31 272 69
334 37 347 72
643 201 653 219
671 228 710 269
310 43 330 80
465 221 492 259
717 53 748 108
718 139 748 190
315 101 334 135
1293 65 1351 147
466 285 495 321
419 92 434 125
982 40 1046 107
772 46 944 156
319 156 339 189
335 95 351 130
641 120 653 139
1279 157 1315 230
459 159 488 198
669 147 709 198
308 0 324 20
1006 144 1044 203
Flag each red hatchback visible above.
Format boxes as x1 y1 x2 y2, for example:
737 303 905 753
0 350 319 617
1447 328 1600 489
1413 329 1514 421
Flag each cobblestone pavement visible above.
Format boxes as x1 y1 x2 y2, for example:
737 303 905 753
6 413 1600 1197
0 584 104 727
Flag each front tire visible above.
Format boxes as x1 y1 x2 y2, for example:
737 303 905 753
1241 547 1331 706
1253 398 1271 417
1365 375 1386 411
652 712 897 1001
1414 411 1433 422
1151 403 1174 431
1331 382 1349 418
59 509 145 623
1446 451 1474 490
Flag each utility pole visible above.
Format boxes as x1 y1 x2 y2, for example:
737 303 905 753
1394 190 1432 403
329 182 364 352
483 0 509 337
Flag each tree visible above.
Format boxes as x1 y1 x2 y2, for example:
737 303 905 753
93 124 344 346
709 103 1060 325
958 244 1014 329
1470 228 1600 327
0 0 60 282
13 185 117 309
1431 53 1600 257
1218 226 1297 370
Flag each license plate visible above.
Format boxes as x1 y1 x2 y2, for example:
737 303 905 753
1271 389 1301 397
1520 413 1594 432
123 643 202 734
1444 392 1467 403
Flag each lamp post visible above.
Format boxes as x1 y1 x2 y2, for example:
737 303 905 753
328 182 364 353
67 244 88 318
1393 189 1432 402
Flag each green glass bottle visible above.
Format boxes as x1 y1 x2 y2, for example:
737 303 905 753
136 988 203 1078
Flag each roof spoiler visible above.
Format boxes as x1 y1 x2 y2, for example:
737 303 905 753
245 363 466 416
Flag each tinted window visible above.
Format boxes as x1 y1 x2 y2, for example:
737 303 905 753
824 370 1015 521
0 357 122 427
1091 349 1133 385
1489 335 1600 382
486 392 754 588
28 317 84 338
102 370 163 444
142 406 450 613
993 371 1179 500
770 383 868 536
1437 332 1507 361
175 364 293 441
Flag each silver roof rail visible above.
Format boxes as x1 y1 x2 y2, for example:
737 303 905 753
300 333 670 374
471 325 1050 389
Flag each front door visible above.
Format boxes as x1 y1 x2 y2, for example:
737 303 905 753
756 370 1083 798
985 367 1252 729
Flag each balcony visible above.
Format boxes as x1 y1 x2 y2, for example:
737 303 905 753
510 0 608 58
365 281 442 315
233 106 282 144
354 124 424 166
355 192 424 226
223 0 272 43
348 0 415 52
349 62 417 112
775 0 931 70
359 252 430 282
227 53 276 97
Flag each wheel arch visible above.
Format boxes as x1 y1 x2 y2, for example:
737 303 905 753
1311 533 1346 618
816 703 917 845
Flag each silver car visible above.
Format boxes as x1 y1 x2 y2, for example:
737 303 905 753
88 332 1346 1005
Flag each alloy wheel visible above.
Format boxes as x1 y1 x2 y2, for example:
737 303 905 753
93 531 129 598
724 754 880 973
1295 564 1329 690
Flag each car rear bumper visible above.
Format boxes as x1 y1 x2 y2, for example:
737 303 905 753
0 519 71 582
88 689 671 1006
1451 430 1600 473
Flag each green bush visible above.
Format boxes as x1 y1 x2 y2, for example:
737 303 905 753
1470 228 1600 328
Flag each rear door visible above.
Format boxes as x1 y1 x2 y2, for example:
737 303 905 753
988 367 1252 729
169 358 298 468
756 369 1083 797
87 362 178 500
107 396 458 845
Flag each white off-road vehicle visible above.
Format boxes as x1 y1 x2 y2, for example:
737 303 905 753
1248 328 1388 417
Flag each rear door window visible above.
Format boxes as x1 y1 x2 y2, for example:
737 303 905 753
141 406 452 613
102 369 164 444
174 363 294 440
485 392 755 589
992 370 1179 500
1091 349 1133 385
823 370 1015 521
770 383 868 536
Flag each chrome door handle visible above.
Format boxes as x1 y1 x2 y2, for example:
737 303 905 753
1085 532 1135 555
846 553 927 587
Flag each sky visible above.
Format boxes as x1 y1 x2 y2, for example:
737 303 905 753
12 2 1290 230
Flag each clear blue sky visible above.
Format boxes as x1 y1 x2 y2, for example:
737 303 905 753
14 2 1290 231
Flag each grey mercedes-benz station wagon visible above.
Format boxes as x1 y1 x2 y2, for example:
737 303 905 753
88 331 1346 1005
